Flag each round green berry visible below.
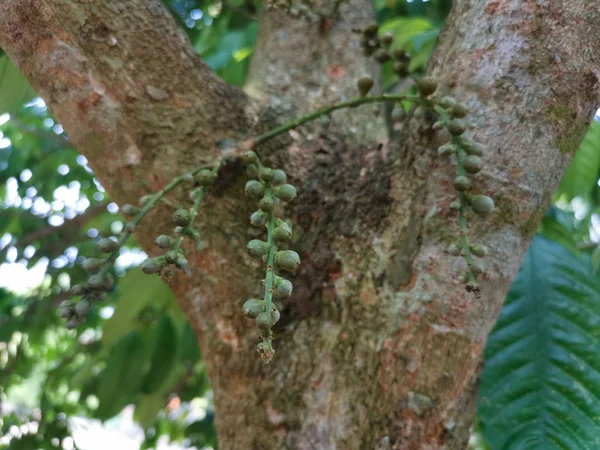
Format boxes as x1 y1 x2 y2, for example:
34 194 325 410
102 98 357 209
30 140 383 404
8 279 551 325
255 312 275 331
141 257 164 275
245 180 265 197
471 195 495 216
392 61 409 77
122 204 140 216
374 49 391 63
74 299 90 317
272 169 287 186
155 235 175 249
470 244 488 257
139 195 153 206
364 23 379 37
438 96 457 109
437 144 457 157
447 243 461 256
97 238 119 253
165 250 179 264
88 274 105 289
245 151 258 164
274 278 293 298
259 167 274 182
173 209 192 227
270 308 281 325
243 299 265 319
447 119 466 136
453 176 471 192
175 257 188 270
416 77 437 97
274 184 297 202
247 240 269 259
465 142 485 157
357 76 374 97
463 155 483 174
59 300 74 319
381 32 394 49
247 164 259 179
82 258 103 274
273 223 292 242
65 316 79 330
195 169 216 186
450 103 469 118
275 250 301 273
259 195 275 212
250 211 266 227
70 284 85 296
391 108 406 123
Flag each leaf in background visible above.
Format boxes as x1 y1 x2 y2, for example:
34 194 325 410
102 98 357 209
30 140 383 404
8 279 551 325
538 213 580 256
556 120 600 201
141 314 178 394
101 268 175 345
478 235 600 450
95 330 148 420
379 17 433 49
0 56 36 114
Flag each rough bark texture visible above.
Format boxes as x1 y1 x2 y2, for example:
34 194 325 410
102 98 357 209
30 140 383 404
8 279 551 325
2 1 600 449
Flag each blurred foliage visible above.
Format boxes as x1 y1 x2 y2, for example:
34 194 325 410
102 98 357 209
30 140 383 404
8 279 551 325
3 1 600 450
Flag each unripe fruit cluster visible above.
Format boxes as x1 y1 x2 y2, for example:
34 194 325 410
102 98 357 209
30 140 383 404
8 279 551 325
357 23 411 80
243 150 300 363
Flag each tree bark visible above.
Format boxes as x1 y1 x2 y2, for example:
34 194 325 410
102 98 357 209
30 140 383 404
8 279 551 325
1 1 600 449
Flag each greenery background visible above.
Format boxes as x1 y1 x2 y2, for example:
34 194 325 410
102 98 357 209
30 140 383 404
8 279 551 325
1 1 599 449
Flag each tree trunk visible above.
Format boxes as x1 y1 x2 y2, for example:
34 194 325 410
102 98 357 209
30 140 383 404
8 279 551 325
1 1 600 449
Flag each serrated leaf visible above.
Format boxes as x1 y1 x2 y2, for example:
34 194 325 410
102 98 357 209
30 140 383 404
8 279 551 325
0 56 36 114
556 120 600 201
478 235 600 450
101 268 175 345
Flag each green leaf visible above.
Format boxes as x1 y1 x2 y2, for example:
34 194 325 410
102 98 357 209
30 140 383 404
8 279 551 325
556 120 600 201
102 268 175 345
478 235 600 449
0 56 36 114
141 315 178 394
95 330 148 420
379 17 434 49
134 393 165 429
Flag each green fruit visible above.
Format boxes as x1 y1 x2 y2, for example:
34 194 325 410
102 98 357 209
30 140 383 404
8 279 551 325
59 300 74 319
258 195 275 212
470 244 488 257
391 108 406 123
155 235 175 249
125 223 136 233
364 23 379 37
469 260 485 275
374 49 391 63
433 121 445 131
173 209 192 227
165 250 179 264
82 258 103 273
450 103 468 118
274 184 297 202
121 204 140 216
372 105 381 118
250 211 266 227
471 195 494 216
255 312 275 331
381 32 394 49
438 96 457 109
275 250 301 273
141 257 163 274
357 76 374 97
98 238 119 253
392 48 406 60
195 169 216 186
175 257 188 270
274 278 293 298
447 119 466 136
273 223 292 242
437 144 457 157
88 274 105 289
71 284 85 296
465 142 485 157
447 243 461 256
247 240 270 259
453 176 471 192
245 151 258 164
65 316 79 330
247 164 259 178
450 200 461 210
416 77 437 97
139 195 154 205
392 61 409 77
463 155 482 174
243 299 265 319
245 180 265 197
270 308 281 324
259 167 274 182
272 169 287 186
74 299 90 317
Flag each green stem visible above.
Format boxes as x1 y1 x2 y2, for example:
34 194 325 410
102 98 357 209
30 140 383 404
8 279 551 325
434 106 478 288
263 206 277 326
254 94 425 146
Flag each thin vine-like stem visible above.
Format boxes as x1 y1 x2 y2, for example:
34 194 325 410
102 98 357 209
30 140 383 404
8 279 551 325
263 206 277 324
434 105 478 289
